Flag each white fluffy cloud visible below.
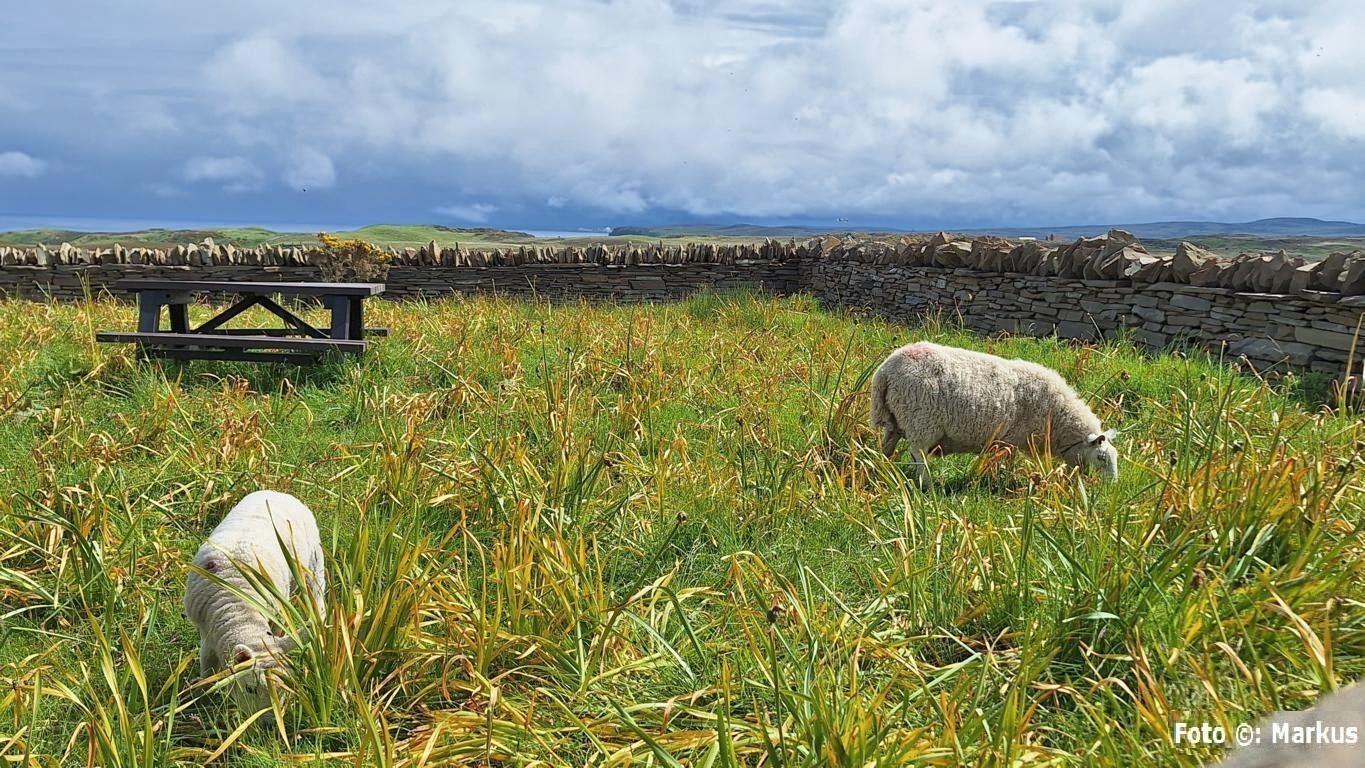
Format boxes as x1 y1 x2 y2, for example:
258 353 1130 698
6 0 1365 224
0 151 44 178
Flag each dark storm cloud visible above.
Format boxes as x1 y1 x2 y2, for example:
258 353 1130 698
2 0 1364 229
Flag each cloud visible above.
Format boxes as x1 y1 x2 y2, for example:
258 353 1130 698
0 151 45 178
434 203 497 223
182 155 264 192
7 1 1365 224
1302 88 1365 140
1110 56 1279 146
284 148 336 189
204 35 333 116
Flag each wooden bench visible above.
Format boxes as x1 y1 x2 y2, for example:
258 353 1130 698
96 280 386 364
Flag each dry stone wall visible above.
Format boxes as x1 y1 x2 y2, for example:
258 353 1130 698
0 265 321 301
0 239 806 268
806 260 1364 375
813 230 1365 295
382 263 802 300
1 233 1362 374
0 262 802 303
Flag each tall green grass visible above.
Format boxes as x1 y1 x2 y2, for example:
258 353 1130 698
0 291 1360 766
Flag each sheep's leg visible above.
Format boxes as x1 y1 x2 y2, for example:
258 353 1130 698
909 448 931 490
200 643 220 677
897 424 941 490
308 548 327 621
879 426 902 457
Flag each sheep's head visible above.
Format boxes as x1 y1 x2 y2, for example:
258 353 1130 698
227 632 288 711
1079 429 1119 480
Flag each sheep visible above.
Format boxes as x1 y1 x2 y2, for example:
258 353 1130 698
870 341 1118 485
1215 682 1365 767
184 490 326 710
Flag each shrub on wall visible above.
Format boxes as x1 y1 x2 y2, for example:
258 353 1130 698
315 233 391 282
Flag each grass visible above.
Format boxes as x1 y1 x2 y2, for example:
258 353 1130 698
0 224 774 251
0 291 1361 767
0 225 545 251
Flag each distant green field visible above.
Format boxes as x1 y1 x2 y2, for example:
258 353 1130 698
0 224 775 251
0 225 552 250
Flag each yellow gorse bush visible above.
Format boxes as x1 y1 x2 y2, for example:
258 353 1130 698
314 232 391 283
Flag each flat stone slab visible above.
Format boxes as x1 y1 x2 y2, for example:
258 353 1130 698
1294 325 1362 351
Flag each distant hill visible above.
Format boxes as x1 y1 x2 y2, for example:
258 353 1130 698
0 222 803 249
0 224 546 250
610 223 844 239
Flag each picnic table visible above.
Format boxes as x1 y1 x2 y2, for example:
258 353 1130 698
96 279 386 364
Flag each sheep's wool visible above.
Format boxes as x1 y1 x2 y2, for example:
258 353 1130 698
184 490 325 708
870 342 1118 482
1216 683 1365 767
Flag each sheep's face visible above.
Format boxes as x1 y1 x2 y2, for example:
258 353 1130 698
228 640 285 711
1080 429 1119 480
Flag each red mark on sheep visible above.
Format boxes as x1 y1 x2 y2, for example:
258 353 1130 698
899 343 935 360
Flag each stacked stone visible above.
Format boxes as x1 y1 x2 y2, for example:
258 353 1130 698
4 231 1365 374
0 238 821 270
810 231 1365 296
7 232 1365 296
805 258 1363 375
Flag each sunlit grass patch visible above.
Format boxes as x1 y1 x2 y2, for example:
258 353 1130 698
0 291 1360 766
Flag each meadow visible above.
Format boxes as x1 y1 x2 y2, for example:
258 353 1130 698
0 291 1361 767
0 225 558 251
0 224 773 252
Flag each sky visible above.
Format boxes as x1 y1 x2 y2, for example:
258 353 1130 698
2 0 1364 232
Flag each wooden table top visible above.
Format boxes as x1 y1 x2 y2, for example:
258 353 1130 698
114 279 385 297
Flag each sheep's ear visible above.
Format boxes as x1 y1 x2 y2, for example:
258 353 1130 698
233 644 254 666
1103 428 1117 442
1087 432 1105 446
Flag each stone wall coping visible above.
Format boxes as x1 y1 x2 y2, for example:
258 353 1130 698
395 259 789 270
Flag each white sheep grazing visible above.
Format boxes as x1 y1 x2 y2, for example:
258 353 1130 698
870 342 1118 484
184 490 326 709
1215 683 1365 767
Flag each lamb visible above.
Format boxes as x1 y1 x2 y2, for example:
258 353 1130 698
870 341 1118 485
1215 682 1365 767
184 490 326 710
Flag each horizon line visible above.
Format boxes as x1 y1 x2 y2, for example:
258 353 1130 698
1 213 1363 236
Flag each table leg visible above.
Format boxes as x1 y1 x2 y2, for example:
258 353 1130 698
137 293 164 333
168 303 189 334
327 296 353 340
349 298 364 340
